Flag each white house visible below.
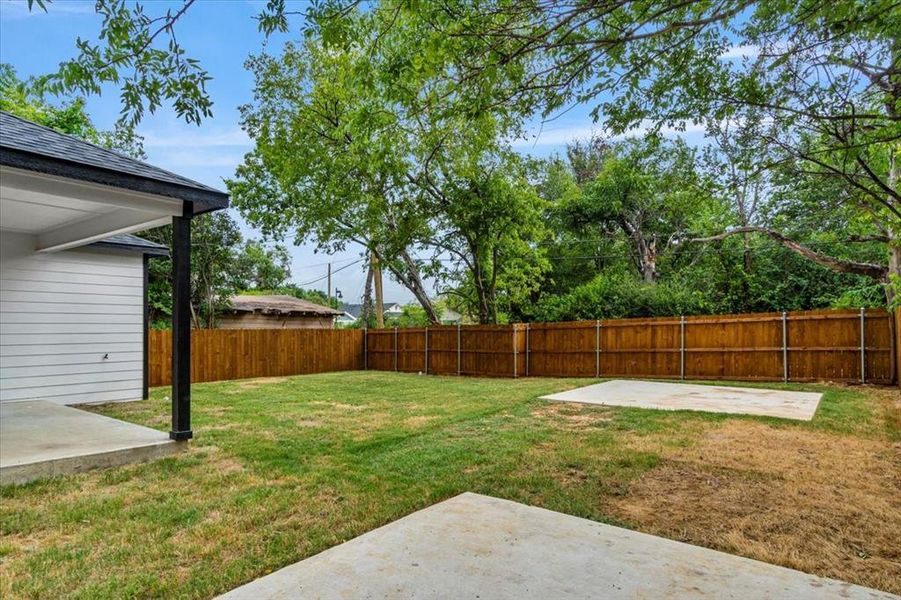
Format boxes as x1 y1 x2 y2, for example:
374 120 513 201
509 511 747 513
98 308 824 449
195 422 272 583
0 111 229 483
1 231 168 405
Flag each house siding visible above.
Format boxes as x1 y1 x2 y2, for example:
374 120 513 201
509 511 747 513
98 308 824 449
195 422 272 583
0 231 144 404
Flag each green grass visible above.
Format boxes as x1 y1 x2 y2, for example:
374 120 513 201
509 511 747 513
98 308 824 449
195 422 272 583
1 372 896 599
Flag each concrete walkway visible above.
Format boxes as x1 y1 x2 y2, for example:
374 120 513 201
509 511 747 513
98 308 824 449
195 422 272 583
218 493 892 599
541 380 823 420
0 400 181 485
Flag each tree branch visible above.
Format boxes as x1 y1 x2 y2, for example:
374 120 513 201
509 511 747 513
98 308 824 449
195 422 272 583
692 226 888 280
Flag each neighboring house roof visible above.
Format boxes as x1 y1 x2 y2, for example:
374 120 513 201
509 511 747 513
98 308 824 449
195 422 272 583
90 233 169 257
340 303 364 319
0 111 229 215
227 295 342 317
336 312 358 322
340 302 405 318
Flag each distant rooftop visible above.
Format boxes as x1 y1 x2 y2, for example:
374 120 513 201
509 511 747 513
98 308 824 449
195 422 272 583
229 295 342 317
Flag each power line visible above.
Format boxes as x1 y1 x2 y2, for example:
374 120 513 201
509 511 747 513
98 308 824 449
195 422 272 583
293 258 364 287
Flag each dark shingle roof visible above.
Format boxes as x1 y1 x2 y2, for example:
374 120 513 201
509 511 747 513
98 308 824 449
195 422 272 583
91 234 169 256
0 111 229 214
340 303 364 318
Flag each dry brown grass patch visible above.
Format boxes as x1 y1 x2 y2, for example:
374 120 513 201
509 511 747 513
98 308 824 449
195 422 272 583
612 420 901 594
235 377 290 390
532 402 614 429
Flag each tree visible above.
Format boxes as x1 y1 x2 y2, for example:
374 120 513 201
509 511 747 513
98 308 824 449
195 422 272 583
314 1 900 302
0 63 144 158
422 151 549 322
562 137 711 283
234 240 291 290
230 10 550 324
228 20 443 323
141 212 244 328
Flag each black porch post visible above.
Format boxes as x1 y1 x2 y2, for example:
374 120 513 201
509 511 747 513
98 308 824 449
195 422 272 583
170 203 193 440
142 254 150 400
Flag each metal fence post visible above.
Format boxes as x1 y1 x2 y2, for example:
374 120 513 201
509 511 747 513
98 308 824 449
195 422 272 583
860 307 866 384
424 327 429 375
525 323 530 376
782 311 789 382
595 319 601 378
512 325 518 378
457 323 462 376
394 327 398 372
680 315 686 380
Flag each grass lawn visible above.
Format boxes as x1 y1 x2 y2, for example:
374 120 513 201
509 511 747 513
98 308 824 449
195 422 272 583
1 372 899 598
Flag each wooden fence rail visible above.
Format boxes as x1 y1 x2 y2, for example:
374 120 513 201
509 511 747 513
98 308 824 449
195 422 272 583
148 308 897 387
363 309 897 384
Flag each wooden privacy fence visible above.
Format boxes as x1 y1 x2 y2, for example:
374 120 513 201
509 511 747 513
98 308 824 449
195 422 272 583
147 309 898 387
148 328 363 387
364 309 897 384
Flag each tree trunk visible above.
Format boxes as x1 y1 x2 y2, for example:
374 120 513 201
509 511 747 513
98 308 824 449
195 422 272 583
886 146 900 305
361 259 374 328
381 249 440 325
637 235 658 283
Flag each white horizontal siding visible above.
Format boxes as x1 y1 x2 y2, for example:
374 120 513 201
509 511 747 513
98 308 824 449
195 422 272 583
0 231 145 405
1 301 140 314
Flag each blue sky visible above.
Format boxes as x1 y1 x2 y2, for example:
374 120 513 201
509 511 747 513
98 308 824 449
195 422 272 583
0 0 713 304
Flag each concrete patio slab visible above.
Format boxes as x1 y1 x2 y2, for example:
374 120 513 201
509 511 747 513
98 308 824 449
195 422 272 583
540 379 823 420
218 493 891 600
0 400 181 485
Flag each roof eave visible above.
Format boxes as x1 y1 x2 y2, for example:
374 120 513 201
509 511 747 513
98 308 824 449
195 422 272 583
0 147 230 215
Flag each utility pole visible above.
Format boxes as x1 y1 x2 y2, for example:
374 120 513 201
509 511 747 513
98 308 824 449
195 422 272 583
326 262 332 307
362 261 374 328
372 251 385 328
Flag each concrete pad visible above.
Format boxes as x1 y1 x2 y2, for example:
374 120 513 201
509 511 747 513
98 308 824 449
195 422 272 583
0 400 182 485
218 493 891 600
541 379 823 420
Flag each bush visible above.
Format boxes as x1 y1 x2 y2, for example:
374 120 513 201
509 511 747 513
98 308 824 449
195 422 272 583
531 273 712 322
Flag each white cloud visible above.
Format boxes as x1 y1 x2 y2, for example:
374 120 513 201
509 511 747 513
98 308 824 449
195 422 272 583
512 120 707 149
719 44 760 59
140 126 250 149
0 0 94 20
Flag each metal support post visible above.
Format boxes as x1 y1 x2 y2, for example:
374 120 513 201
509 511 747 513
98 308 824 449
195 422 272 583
860 307 866 383
782 311 789 382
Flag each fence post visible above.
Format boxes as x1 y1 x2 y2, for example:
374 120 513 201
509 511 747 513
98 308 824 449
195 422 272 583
424 327 429 375
525 323 530 376
782 311 789 382
595 319 601 378
394 327 398 372
363 328 368 370
680 315 686 380
860 307 866 384
512 325 518 378
457 323 462 376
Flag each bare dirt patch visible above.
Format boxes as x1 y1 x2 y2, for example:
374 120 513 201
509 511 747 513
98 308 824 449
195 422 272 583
612 421 901 594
